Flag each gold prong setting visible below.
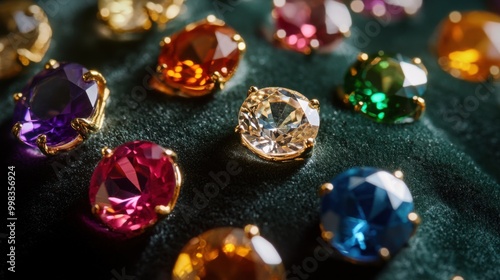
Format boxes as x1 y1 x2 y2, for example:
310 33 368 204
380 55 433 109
319 167 420 264
10 59 109 156
236 86 320 162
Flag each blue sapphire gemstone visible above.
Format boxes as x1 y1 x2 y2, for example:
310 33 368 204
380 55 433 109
320 167 416 263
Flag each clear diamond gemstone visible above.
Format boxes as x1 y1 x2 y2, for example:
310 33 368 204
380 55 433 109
238 87 320 160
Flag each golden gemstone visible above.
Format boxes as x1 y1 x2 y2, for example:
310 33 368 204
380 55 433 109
172 225 286 280
0 0 52 79
97 0 184 38
436 11 500 82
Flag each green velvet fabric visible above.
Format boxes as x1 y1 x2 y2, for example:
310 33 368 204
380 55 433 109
1 0 499 279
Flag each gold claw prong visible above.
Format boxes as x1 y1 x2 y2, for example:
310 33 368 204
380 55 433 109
354 101 364 112
156 63 168 73
235 124 245 134
408 212 421 226
379 248 391 261
489 66 500 79
44 59 59 69
244 224 260 238
319 183 334 197
92 204 100 215
83 70 107 86
11 122 22 139
412 96 426 120
155 205 172 215
449 11 462 23
163 149 178 162
394 170 404 179
160 37 171 47
309 99 320 110
357 53 369 62
320 227 334 242
211 71 225 90
274 29 287 40
71 118 96 139
305 138 315 148
206 14 217 23
101 147 113 158
413 57 422 65
13 93 23 103
248 86 259 96
451 276 465 280
36 134 55 156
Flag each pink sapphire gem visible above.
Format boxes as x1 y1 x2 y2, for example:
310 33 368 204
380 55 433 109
349 0 423 21
89 140 180 236
273 0 352 54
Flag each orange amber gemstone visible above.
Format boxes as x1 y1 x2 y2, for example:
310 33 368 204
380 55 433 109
436 11 500 82
172 226 286 280
153 16 245 97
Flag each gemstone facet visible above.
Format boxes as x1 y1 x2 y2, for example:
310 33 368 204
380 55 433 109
236 86 320 161
172 225 286 279
342 51 427 124
435 11 500 82
150 16 246 97
89 140 182 236
347 0 423 21
272 0 352 54
0 0 52 79
12 60 109 156
97 0 184 40
320 167 418 263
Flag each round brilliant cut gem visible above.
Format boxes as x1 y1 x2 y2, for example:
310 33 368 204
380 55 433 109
12 62 101 150
272 0 352 54
152 16 245 97
89 140 181 236
435 11 500 82
0 0 52 79
237 87 320 161
320 167 417 263
343 51 427 124
172 226 285 279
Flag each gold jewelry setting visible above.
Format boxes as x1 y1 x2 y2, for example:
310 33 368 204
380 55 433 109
0 0 52 79
96 0 185 40
12 60 109 156
150 15 246 97
236 86 320 162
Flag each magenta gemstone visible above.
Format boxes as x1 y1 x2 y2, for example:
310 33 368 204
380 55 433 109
353 0 422 20
13 62 98 147
89 140 178 235
273 0 352 54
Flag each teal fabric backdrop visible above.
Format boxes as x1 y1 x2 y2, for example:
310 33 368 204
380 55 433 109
1 0 499 279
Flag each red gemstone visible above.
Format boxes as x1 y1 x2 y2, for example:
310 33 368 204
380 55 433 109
156 18 243 96
89 140 179 235
273 0 352 54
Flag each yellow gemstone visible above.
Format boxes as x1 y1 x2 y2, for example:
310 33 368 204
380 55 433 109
172 226 286 280
97 0 184 38
436 11 500 82
0 0 52 79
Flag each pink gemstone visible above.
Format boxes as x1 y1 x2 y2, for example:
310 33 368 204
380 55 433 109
353 0 423 21
89 140 178 236
273 0 352 54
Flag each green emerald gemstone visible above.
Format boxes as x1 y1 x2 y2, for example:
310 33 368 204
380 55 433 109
343 52 428 124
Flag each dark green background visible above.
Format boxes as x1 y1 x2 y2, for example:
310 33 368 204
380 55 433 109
1 0 499 279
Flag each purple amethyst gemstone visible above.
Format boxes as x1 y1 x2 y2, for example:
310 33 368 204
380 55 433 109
357 0 423 21
13 62 98 148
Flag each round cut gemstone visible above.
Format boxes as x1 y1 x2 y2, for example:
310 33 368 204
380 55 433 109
155 18 244 96
343 52 427 124
436 11 500 82
13 62 99 147
172 226 285 279
273 0 352 54
348 0 422 21
89 141 179 235
320 167 416 263
0 0 52 79
238 87 320 161
97 0 184 37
